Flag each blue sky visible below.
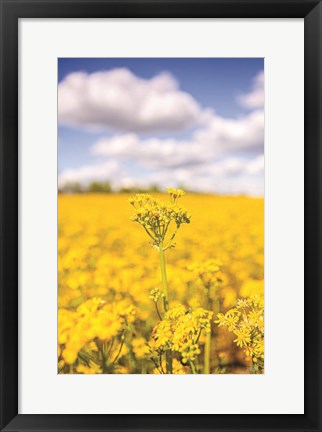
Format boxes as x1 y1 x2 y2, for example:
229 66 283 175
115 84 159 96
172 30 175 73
58 58 264 195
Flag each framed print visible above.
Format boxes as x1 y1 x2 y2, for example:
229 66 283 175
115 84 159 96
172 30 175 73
0 1 321 431
57 57 265 377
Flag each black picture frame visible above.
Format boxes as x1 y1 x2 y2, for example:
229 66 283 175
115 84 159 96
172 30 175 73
0 1 321 431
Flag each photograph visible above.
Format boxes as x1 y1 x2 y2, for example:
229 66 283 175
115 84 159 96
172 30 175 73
58 58 264 374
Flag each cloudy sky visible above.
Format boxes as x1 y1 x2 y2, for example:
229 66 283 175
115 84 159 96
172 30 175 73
58 58 264 196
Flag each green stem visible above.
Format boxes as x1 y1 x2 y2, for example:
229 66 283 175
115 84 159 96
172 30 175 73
212 297 220 370
189 361 197 374
143 226 156 242
159 242 172 373
111 333 125 364
159 354 166 374
155 302 162 320
204 295 213 374
159 243 169 312
164 226 179 250
165 351 173 374
251 358 257 374
204 330 211 374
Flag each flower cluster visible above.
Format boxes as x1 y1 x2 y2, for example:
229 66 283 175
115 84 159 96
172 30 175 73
188 259 222 287
188 259 223 303
215 295 264 372
58 297 137 373
152 358 188 375
150 304 213 366
167 188 185 203
149 287 165 302
129 189 191 249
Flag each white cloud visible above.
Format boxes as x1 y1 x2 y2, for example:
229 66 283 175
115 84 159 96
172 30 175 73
58 154 264 196
238 71 264 109
58 69 265 196
58 160 121 187
164 156 264 188
58 68 202 133
91 109 264 169
244 154 264 174
194 109 264 154
163 158 264 196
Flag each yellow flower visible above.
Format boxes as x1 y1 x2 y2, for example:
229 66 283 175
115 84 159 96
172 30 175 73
129 190 190 248
234 329 251 347
151 304 212 366
132 337 149 359
76 364 102 374
225 313 239 331
167 188 185 203
215 313 226 327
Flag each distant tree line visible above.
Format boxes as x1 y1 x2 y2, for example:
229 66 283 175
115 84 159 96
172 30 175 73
58 181 168 194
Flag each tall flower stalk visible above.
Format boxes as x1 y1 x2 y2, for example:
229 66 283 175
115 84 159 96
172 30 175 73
158 241 172 372
188 259 222 373
159 243 169 311
129 188 190 373
204 322 211 374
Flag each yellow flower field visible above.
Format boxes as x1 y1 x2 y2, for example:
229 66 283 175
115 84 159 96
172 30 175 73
58 192 264 374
